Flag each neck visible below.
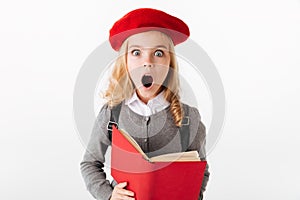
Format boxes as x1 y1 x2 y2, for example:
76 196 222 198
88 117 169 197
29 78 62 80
136 87 165 104
137 94 150 104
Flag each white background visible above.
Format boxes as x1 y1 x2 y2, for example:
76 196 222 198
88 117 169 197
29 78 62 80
1 0 300 199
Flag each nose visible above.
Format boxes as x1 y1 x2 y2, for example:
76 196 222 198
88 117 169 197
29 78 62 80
143 51 153 68
143 64 152 68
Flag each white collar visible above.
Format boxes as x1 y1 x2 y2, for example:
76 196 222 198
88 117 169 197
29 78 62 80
125 91 170 116
125 91 141 105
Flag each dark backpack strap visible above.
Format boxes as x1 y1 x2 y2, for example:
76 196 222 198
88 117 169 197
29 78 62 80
107 102 122 141
179 104 190 152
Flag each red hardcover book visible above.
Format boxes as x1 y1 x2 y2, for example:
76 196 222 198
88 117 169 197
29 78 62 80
111 126 207 200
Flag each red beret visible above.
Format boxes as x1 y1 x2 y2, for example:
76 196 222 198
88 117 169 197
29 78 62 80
109 8 190 51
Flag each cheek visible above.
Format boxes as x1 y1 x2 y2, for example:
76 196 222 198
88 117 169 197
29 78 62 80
127 58 139 79
161 66 169 77
158 58 170 75
127 56 141 71
154 66 170 84
153 58 170 83
127 65 144 87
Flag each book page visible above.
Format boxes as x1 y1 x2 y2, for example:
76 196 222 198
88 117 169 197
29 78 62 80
119 129 151 161
119 129 200 163
150 151 200 162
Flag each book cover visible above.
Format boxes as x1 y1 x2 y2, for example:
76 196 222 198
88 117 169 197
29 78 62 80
111 126 207 200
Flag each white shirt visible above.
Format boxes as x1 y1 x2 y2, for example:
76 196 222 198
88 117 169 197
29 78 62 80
125 91 170 116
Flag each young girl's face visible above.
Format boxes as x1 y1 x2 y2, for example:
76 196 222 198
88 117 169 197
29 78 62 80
126 31 171 103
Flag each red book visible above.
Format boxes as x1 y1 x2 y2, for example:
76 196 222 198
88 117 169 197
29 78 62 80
111 126 207 200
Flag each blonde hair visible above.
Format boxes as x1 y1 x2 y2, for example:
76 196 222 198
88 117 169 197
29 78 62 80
103 33 184 126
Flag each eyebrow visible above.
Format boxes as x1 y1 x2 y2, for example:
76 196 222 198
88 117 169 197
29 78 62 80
128 45 168 49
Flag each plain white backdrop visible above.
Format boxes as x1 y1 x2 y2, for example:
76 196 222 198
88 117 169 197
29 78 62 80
0 0 299 199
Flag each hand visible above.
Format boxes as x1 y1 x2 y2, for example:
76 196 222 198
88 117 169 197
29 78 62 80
110 182 135 200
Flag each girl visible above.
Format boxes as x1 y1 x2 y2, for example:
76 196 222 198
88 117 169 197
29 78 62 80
80 8 210 200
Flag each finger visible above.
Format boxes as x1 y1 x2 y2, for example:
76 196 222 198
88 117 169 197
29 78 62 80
122 196 135 200
114 193 135 200
117 188 134 197
115 182 127 188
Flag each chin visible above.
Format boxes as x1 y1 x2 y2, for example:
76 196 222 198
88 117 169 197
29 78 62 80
137 85 160 99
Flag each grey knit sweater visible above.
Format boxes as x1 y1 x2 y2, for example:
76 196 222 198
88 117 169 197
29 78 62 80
80 101 210 200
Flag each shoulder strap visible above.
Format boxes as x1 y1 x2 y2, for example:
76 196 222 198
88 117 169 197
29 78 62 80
107 102 122 141
179 104 190 152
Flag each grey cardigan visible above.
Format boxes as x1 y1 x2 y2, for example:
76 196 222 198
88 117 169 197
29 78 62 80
80 102 210 200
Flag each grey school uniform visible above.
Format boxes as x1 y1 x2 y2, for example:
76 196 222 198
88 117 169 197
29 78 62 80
80 101 210 200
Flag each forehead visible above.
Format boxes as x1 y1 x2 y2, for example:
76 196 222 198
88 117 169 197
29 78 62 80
127 31 171 49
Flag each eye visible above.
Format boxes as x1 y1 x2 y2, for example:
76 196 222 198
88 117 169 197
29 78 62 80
131 49 141 56
154 50 164 57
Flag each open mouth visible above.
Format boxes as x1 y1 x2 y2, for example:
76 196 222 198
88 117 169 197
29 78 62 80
141 74 153 88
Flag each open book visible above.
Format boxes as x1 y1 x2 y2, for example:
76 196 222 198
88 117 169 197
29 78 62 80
111 126 207 200
118 127 201 162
